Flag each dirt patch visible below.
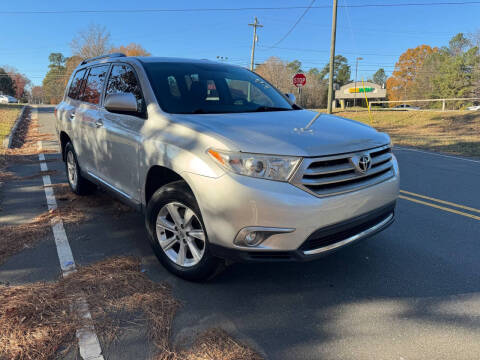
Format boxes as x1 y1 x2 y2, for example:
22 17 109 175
0 257 261 360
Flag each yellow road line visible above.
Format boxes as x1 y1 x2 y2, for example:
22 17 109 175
399 195 480 221
400 190 480 214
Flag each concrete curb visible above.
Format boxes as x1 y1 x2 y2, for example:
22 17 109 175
3 105 27 149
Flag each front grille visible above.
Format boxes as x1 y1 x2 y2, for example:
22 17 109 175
291 145 395 197
300 202 395 252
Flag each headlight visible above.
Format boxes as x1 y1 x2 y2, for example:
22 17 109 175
207 149 301 182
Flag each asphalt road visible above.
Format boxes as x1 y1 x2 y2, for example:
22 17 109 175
1 106 479 360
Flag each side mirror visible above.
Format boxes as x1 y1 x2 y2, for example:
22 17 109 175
285 93 296 105
104 93 138 113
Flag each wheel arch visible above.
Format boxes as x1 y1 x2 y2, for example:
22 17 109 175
59 131 71 161
144 165 195 205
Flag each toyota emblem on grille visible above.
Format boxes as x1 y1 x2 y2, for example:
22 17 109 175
357 154 371 173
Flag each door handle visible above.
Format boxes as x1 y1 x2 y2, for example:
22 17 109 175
95 120 103 128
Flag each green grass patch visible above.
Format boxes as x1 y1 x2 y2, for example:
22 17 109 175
314 109 480 158
0 104 23 148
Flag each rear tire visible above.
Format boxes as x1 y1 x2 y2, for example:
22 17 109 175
64 142 95 195
145 181 222 281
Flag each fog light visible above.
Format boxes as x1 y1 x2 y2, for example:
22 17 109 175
234 226 296 247
245 231 258 246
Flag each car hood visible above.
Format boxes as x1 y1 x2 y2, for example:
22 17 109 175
170 109 390 157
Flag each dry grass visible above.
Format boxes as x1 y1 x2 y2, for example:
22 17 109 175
52 182 132 216
0 257 261 360
0 208 87 266
317 109 480 158
0 278 78 360
0 257 176 360
0 107 56 171
0 105 22 148
174 329 263 360
0 182 131 266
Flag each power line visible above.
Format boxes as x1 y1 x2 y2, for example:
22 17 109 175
1 2 479 14
257 44 402 57
269 0 316 48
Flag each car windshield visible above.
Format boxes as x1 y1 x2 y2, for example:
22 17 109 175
142 61 294 114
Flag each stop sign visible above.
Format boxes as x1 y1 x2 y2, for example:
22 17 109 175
293 73 306 87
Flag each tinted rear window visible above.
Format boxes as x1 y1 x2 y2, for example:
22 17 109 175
82 65 110 104
68 69 86 100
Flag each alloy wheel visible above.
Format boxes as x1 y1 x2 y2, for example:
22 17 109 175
155 201 206 267
66 150 77 189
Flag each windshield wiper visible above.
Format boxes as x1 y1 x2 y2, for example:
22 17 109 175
252 106 292 112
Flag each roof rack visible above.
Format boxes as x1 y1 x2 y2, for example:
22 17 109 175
80 53 126 65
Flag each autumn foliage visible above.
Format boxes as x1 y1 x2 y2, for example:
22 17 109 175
386 45 437 102
111 43 151 57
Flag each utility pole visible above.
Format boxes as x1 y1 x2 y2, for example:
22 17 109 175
354 57 363 108
248 17 263 71
326 0 338 114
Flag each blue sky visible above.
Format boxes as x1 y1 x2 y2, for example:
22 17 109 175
1 0 479 86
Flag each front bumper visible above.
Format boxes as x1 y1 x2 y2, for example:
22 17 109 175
209 201 395 262
182 155 399 255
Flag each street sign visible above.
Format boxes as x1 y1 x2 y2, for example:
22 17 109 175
293 73 306 88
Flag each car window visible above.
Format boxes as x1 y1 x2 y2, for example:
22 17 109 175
225 78 273 106
81 65 110 104
68 69 87 100
143 62 293 114
105 64 145 114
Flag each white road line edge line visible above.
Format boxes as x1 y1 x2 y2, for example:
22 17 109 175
394 146 480 164
37 138 104 360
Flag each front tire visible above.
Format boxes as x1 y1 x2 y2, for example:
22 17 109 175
145 181 221 281
64 142 95 195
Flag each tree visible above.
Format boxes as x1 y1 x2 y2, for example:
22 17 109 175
393 33 480 105
0 65 31 100
427 44 480 99
255 57 327 108
70 24 112 59
0 68 15 96
469 29 480 49
286 60 302 74
30 86 44 104
42 53 67 104
449 33 470 56
386 44 437 101
111 43 151 56
372 68 387 86
255 57 291 90
64 55 83 86
319 55 351 86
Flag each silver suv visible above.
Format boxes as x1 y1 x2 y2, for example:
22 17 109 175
56 54 399 280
